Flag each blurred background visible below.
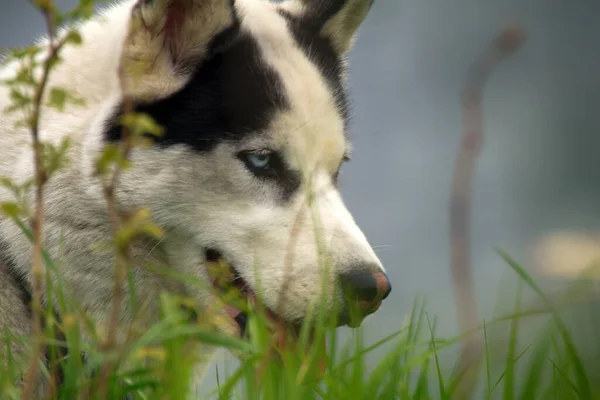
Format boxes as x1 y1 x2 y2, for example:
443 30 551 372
2 0 599 395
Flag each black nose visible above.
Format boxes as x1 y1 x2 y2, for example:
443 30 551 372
339 269 391 327
340 270 391 302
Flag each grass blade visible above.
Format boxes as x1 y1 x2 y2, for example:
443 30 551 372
427 314 446 399
497 249 592 400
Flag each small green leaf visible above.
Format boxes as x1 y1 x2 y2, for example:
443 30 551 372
46 53 63 71
48 87 68 111
41 137 71 177
0 202 22 219
94 143 121 177
0 177 17 193
46 86 85 113
64 30 83 46
119 112 165 139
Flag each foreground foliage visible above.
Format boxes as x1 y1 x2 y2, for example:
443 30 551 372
1 248 599 400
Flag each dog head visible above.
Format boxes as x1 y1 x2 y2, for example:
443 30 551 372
101 0 391 343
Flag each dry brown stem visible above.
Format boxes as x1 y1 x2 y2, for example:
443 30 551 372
276 200 307 316
21 1 70 397
96 74 135 398
450 24 525 399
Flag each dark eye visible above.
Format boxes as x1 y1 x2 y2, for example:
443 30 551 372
238 150 280 176
333 155 350 184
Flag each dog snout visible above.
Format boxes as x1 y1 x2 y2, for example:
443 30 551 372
338 267 391 327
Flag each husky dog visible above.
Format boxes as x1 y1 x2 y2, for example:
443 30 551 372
0 0 391 394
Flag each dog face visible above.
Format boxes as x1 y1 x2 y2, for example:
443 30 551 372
100 0 391 337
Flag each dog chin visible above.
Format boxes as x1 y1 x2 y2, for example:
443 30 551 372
202 248 328 375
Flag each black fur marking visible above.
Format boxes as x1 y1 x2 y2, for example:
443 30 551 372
278 10 350 127
277 167 302 203
105 32 303 201
289 0 375 33
294 0 348 30
106 33 289 153
205 13 240 59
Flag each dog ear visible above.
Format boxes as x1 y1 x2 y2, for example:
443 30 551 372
121 0 239 99
282 0 374 55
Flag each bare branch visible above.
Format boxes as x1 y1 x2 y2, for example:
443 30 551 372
450 23 525 399
21 1 65 397
96 70 136 399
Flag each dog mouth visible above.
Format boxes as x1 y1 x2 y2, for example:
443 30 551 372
204 248 296 337
203 248 327 374
204 248 252 336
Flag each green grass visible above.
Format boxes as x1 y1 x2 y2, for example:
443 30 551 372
2 242 600 400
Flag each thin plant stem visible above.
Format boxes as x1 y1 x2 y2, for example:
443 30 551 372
21 1 70 397
96 66 136 398
449 24 525 399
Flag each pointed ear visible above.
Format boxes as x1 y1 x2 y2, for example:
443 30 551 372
281 0 374 55
121 0 239 100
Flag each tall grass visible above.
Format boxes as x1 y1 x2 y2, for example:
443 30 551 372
1 241 599 399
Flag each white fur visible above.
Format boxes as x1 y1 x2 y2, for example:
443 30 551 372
0 0 382 392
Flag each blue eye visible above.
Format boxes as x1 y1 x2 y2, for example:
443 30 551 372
238 149 284 179
239 150 281 177
246 152 271 169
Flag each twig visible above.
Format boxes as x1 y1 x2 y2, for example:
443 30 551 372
103 99 134 349
96 68 136 398
20 1 71 398
276 199 307 316
449 24 525 399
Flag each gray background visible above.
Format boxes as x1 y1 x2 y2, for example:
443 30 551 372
2 0 599 395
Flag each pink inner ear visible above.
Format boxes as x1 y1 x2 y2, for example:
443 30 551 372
161 0 188 62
